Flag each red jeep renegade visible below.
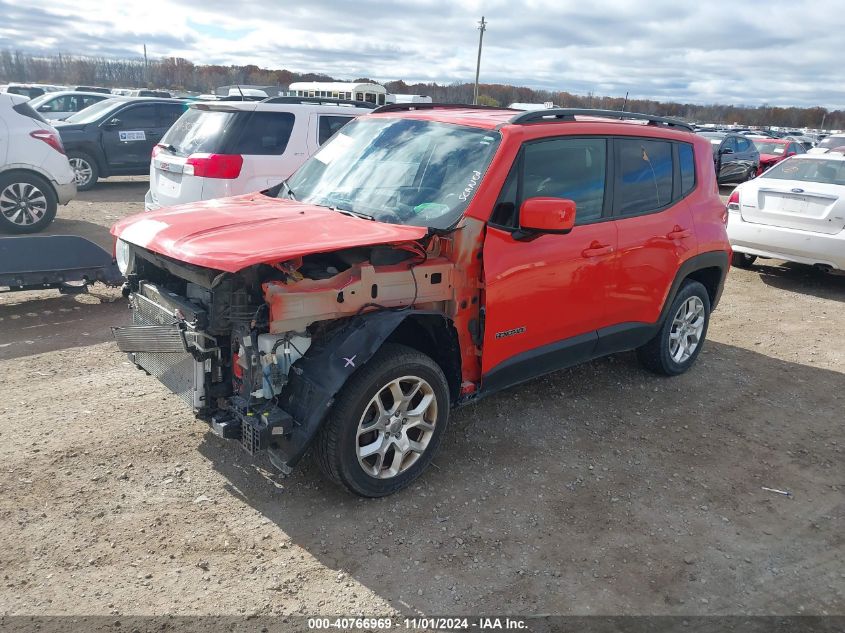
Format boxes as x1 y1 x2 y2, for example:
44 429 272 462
112 106 731 496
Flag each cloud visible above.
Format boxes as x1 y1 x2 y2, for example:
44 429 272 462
1 0 843 109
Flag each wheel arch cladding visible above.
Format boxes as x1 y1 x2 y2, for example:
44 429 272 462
269 309 460 469
661 251 729 323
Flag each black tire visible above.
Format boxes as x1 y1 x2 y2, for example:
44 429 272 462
637 280 711 376
315 343 450 497
746 165 758 181
67 151 99 191
731 252 757 269
0 171 58 234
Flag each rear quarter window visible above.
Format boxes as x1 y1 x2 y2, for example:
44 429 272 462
225 111 295 155
318 115 354 145
679 143 696 195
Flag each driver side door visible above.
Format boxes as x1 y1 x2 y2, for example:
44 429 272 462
481 136 618 390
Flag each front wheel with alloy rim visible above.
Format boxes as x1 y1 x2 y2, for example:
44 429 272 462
68 152 98 191
0 172 57 233
315 343 450 497
637 279 711 376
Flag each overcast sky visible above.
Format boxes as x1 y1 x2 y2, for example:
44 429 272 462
2 0 843 109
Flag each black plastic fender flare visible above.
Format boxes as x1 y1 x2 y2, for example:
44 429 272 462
269 309 446 470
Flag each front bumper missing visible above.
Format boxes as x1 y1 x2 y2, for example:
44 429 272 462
112 284 217 411
114 282 297 462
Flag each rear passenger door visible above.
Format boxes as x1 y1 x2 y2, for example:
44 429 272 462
608 138 697 333
482 137 618 381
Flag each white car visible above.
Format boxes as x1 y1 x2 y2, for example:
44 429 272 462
727 153 845 270
0 93 76 233
27 91 111 121
808 134 845 155
145 98 373 210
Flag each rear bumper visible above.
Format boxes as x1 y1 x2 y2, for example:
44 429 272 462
728 212 845 270
54 180 76 205
144 189 160 212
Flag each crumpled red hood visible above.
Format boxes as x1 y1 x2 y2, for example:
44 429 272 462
759 153 782 163
111 194 428 273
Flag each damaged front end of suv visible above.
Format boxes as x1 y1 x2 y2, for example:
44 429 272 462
111 113 499 495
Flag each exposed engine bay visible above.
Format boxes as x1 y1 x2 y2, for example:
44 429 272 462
112 234 469 471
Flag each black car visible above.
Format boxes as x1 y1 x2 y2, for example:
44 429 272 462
699 132 760 184
55 97 186 190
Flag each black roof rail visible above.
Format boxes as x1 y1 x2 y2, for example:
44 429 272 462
371 102 518 114
509 108 693 131
261 96 377 109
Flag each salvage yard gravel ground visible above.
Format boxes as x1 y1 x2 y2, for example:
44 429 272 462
0 178 842 616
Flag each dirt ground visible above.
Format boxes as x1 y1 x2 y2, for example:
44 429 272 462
0 179 842 618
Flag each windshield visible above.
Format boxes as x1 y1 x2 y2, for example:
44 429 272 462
818 136 845 150
763 158 845 185
281 117 501 229
753 141 786 155
64 98 123 124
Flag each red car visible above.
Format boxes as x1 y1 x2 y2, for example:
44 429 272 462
111 106 731 496
753 138 806 175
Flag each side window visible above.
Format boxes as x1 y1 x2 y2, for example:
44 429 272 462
226 111 295 155
116 104 158 128
318 115 353 145
490 138 607 227
522 138 607 224
679 142 696 195
723 136 738 153
40 95 72 112
616 138 673 215
78 95 103 110
158 104 185 128
490 163 519 227
736 137 752 153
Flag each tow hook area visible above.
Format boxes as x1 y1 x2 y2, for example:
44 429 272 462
210 396 294 457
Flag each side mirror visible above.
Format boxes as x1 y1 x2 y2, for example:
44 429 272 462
785 151 795 157
516 197 576 239
720 147 734 155
103 118 121 129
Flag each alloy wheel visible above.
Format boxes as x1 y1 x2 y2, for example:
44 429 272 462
669 296 705 363
0 182 48 227
356 375 438 479
69 157 93 187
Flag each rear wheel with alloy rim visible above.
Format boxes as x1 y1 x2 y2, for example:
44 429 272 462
0 172 57 233
637 279 711 376
68 152 98 191
315 343 450 497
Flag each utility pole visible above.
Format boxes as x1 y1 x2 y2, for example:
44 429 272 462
473 16 487 105
143 44 148 86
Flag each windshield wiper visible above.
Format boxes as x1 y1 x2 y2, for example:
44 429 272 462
279 179 296 201
332 207 375 221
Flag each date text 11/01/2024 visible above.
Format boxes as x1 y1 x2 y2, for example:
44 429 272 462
307 617 529 629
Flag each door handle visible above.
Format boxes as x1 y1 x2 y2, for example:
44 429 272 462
581 241 613 258
667 226 691 240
